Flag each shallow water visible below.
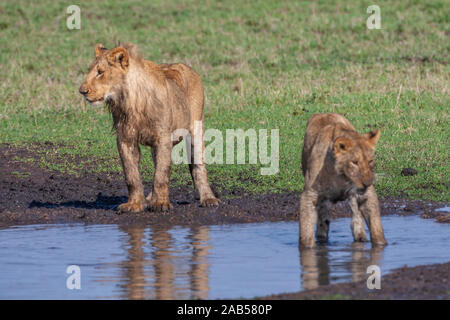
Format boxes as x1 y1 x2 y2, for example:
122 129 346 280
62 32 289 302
436 206 450 213
0 215 449 299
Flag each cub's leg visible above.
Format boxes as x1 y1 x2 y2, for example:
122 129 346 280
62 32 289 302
299 189 318 248
148 138 173 212
350 196 367 242
188 128 219 207
117 138 145 213
358 186 387 246
316 201 330 243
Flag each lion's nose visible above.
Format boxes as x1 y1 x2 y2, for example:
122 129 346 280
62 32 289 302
79 85 89 95
362 175 374 188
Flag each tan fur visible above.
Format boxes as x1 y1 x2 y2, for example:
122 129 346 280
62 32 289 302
299 113 387 247
79 43 219 212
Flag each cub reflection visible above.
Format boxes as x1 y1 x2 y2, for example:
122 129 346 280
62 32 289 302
299 243 383 290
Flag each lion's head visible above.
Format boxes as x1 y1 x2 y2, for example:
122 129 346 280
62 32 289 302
333 129 381 193
79 44 130 106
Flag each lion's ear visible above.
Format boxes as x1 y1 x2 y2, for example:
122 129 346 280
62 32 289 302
333 137 353 156
95 43 107 58
107 47 129 69
365 129 380 146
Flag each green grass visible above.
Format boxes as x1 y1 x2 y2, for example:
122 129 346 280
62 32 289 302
320 293 352 300
0 0 448 201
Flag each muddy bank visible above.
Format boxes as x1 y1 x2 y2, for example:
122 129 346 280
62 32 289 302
0 143 448 227
264 262 450 300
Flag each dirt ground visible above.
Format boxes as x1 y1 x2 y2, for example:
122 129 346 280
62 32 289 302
0 143 448 228
264 262 450 300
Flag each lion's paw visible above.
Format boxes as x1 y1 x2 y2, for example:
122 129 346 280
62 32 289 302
117 201 145 214
148 200 172 212
201 197 220 208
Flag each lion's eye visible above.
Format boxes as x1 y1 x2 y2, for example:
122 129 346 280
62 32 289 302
352 161 359 166
97 69 104 77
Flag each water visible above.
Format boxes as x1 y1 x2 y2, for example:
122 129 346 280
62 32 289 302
0 215 449 299
436 206 450 213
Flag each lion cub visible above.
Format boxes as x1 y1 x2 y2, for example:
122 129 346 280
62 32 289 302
79 43 219 212
299 113 387 247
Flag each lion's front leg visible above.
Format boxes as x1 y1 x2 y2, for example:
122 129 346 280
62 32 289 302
116 137 145 213
358 186 387 247
350 195 367 242
148 140 173 212
299 189 318 248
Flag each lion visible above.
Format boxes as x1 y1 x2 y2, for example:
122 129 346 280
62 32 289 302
299 113 387 247
79 43 219 212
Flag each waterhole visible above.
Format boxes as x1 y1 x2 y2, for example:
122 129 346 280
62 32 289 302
0 215 448 299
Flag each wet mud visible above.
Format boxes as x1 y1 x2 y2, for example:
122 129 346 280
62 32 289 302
0 143 448 228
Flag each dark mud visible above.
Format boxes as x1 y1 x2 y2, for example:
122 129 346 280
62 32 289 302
0 143 448 228
264 262 450 300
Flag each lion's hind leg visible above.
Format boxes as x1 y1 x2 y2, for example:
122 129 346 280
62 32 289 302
316 201 330 243
187 136 219 207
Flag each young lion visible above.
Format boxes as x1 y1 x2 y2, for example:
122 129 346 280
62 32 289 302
79 43 219 212
299 113 387 247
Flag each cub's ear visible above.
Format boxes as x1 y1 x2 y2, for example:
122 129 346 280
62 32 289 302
107 47 129 69
333 137 353 156
95 43 107 58
365 129 380 146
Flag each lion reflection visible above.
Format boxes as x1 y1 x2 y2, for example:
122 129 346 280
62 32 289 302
119 225 210 299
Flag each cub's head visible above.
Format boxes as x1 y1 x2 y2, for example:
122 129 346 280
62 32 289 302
79 44 129 105
333 129 381 193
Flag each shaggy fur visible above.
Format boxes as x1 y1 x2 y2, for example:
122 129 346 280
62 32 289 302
79 43 219 212
299 113 387 247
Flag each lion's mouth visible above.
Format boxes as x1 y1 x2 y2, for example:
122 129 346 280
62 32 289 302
356 187 368 195
85 97 105 104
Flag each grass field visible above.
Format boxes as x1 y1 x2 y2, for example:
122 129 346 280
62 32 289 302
0 0 448 201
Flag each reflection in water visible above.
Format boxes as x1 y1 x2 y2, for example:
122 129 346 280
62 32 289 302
299 247 330 290
350 243 383 283
188 226 210 299
119 225 210 300
1 216 449 299
121 224 384 297
120 226 146 300
151 226 175 300
299 241 383 290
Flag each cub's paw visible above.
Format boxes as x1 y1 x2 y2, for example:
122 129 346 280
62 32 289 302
299 237 316 248
371 237 388 247
148 199 173 212
117 201 145 214
353 234 368 242
316 235 328 243
201 197 220 208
